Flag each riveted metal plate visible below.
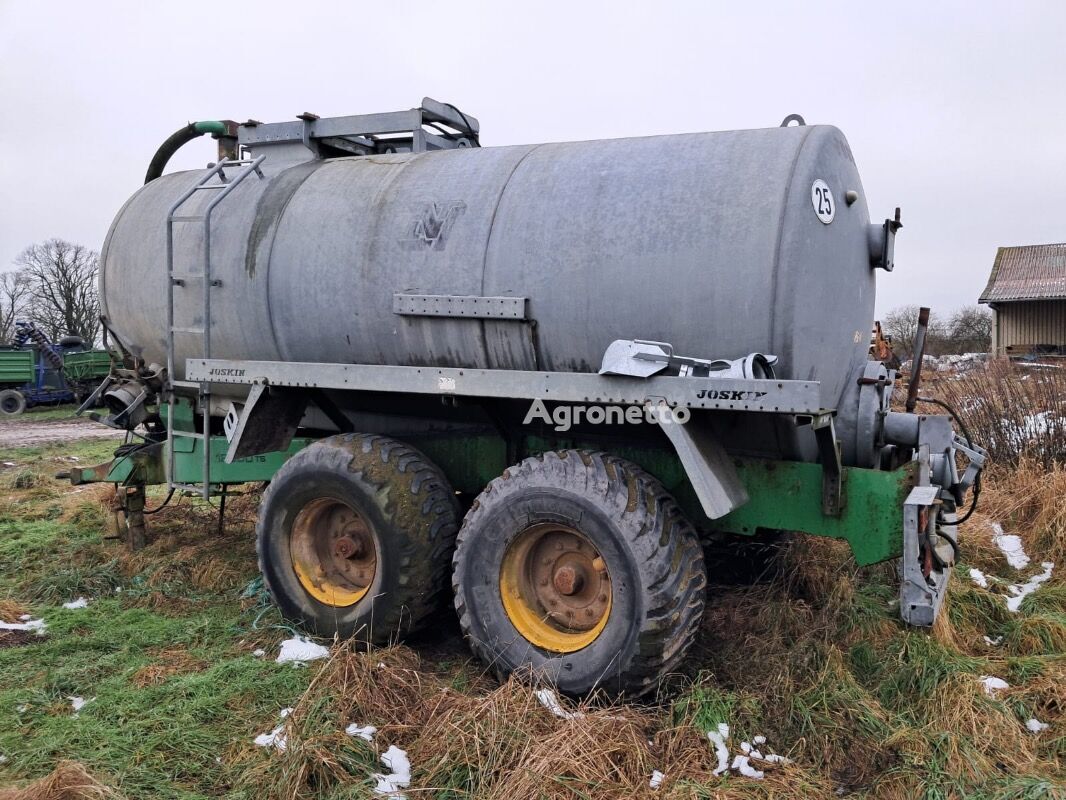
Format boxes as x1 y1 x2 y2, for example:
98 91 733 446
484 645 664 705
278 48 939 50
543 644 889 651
393 294 528 320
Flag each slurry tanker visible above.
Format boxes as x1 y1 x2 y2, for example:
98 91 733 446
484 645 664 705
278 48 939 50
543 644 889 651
63 100 984 695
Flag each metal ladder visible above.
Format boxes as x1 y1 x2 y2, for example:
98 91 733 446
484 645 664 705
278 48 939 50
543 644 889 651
165 155 266 499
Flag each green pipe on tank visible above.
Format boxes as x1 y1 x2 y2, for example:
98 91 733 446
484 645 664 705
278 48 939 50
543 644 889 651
193 120 229 136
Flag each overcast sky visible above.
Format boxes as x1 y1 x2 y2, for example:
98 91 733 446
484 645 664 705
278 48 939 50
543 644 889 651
1 1 1063 317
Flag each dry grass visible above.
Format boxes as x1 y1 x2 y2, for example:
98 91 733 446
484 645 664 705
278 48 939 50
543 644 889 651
129 646 209 688
0 761 121 800
921 358 1066 468
234 642 826 799
976 458 1066 566
0 599 28 623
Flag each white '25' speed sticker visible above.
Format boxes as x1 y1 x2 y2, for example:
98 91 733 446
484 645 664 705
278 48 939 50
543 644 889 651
811 179 834 224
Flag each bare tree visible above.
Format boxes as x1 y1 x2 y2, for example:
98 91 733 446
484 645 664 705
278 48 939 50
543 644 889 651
882 305 950 357
947 306 992 353
14 239 100 343
0 269 32 343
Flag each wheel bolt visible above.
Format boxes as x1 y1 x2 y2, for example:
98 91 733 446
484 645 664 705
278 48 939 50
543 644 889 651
585 608 595 618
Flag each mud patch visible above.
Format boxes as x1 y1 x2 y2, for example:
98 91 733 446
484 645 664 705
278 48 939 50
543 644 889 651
0 420 124 448
0 629 43 649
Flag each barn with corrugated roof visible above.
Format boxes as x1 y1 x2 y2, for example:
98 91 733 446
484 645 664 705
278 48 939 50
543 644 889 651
979 243 1066 357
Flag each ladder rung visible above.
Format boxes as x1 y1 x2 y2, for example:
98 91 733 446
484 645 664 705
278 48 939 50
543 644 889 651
194 184 228 190
171 430 205 439
171 326 205 334
171 215 204 222
170 380 202 388
170 273 204 281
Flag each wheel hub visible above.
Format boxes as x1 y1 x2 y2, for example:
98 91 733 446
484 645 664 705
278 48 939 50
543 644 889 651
499 524 612 652
290 498 377 607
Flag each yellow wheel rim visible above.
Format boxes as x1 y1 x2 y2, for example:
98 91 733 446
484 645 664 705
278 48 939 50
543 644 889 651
499 524 612 653
290 497 377 607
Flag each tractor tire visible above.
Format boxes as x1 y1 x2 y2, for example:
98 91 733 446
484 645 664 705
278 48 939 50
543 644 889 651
0 389 27 417
256 434 461 643
453 450 707 697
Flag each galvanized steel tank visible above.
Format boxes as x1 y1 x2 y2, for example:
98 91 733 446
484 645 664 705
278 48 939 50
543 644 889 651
101 121 879 456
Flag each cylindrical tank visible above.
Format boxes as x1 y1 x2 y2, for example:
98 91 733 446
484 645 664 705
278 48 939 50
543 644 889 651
100 124 878 459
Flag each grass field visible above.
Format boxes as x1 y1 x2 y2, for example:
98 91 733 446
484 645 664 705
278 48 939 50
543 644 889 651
3 406 82 424
0 393 1063 799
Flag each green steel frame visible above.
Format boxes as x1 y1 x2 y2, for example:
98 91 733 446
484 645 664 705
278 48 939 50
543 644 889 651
67 399 917 566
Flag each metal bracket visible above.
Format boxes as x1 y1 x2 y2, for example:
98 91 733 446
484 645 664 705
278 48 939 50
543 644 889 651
900 483 949 626
801 412 845 516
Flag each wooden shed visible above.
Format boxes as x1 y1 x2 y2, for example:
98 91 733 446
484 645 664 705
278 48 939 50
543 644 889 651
979 243 1066 357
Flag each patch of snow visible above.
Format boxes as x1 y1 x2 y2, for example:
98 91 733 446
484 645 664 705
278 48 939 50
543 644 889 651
68 696 93 715
761 753 792 764
983 635 1003 646
252 648 265 657
969 568 989 588
730 754 764 780
18 614 30 621
707 723 730 776
0 754 6 764
0 618 46 633
980 676 1010 696
649 770 664 789
373 744 412 796
16 704 27 713
1026 718 1049 733
535 688 583 720
1005 562 1054 613
276 636 329 664
114 587 122 594
346 723 377 742
62 597 89 610
254 725 287 751
991 523 1030 569
253 709 293 752
707 725 792 779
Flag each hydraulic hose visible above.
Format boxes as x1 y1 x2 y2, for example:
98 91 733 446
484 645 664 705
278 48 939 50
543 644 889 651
144 120 237 184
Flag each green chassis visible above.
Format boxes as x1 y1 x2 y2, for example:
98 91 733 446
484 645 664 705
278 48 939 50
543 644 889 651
68 399 919 567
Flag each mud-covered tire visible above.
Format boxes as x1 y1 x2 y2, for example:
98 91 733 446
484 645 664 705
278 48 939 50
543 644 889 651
256 434 460 643
0 389 26 417
453 450 707 697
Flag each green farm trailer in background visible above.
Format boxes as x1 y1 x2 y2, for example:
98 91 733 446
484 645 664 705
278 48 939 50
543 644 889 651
0 331 111 417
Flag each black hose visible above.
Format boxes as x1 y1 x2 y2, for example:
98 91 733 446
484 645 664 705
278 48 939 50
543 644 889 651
143 488 175 515
144 121 236 184
144 124 204 184
916 395 982 524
